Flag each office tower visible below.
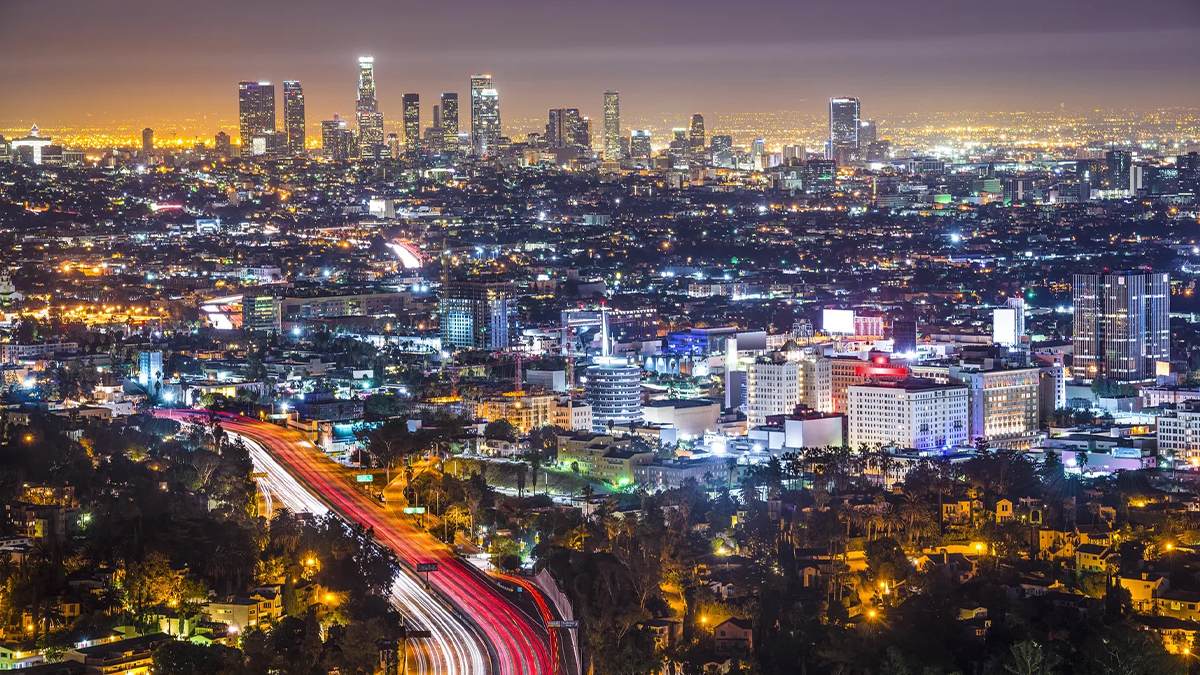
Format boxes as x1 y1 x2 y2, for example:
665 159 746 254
402 93 420 153
242 294 282 332
281 80 305 157
469 74 501 156
603 91 621 161
141 128 153 157
586 356 643 432
439 280 512 350
828 96 860 162
711 134 733 167
137 350 163 389
321 115 353 161
440 92 459 151
355 57 384 159
214 131 232 157
688 114 705 159
546 108 589 151
848 380 969 451
387 133 401 159
237 81 276 156
1105 149 1132 191
1072 271 1170 382
629 130 652 163
858 119 877 147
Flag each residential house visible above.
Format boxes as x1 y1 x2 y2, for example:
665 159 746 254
713 617 754 653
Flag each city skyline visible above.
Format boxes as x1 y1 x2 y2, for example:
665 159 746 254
2 0 1198 133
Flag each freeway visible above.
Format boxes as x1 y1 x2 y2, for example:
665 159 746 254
163 411 555 675
239 429 486 675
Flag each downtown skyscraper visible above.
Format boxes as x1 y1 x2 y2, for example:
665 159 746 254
1072 271 1170 382
546 108 589 152
603 91 621 161
688 113 706 162
282 80 305 156
470 74 501 157
355 57 385 159
828 96 861 162
441 92 459 151
237 81 275 157
402 93 420 153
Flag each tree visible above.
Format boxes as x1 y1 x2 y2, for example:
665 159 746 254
122 551 184 630
483 419 518 442
152 641 242 675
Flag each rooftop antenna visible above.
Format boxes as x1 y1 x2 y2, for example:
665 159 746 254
600 307 611 358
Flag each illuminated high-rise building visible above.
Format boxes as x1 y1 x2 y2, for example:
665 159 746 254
321 115 353 161
282 80 305 156
1072 271 1170 382
858 119 877 148
603 91 621 161
629 129 652 163
441 92 460 151
402 93 420 153
214 131 232 157
237 81 276 157
1105 149 1132 191
470 74 501 156
440 280 512 350
828 96 860 162
387 132 401 159
711 134 733 167
356 57 384 159
688 113 705 160
546 108 589 151
141 128 154 157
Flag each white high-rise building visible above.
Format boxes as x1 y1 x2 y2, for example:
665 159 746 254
1158 403 1200 463
847 380 968 451
356 57 385 159
828 96 860 161
746 351 832 426
603 91 621 161
470 74 501 156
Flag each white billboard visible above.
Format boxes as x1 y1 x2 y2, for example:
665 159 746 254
823 309 855 335
992 308 1017 347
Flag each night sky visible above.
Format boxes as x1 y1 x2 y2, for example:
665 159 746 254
3 0 1198 132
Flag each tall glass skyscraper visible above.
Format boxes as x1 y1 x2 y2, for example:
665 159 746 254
402 93 420 153
688 113 705 161
828 96 860 162
439 280 512 351
356 57 384 159
237 81 275 157
1072 271 1170 382
282 80 305 156
470 74 501 157
441 92 460 151
603 91 621 161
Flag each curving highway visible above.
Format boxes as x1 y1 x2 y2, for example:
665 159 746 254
240 429 486 675
163 411 555 675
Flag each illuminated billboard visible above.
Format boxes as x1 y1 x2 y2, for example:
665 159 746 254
822 309 855 335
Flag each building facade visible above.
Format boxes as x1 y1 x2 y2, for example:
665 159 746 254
1072 271 1170 382
847 380 969 451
